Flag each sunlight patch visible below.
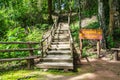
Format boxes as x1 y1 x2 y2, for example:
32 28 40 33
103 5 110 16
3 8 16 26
67 73 97 80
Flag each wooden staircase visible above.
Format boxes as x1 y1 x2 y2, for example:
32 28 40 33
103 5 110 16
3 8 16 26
36 23 73 70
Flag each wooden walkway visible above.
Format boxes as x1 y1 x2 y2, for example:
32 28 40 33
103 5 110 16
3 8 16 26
36 23 74 70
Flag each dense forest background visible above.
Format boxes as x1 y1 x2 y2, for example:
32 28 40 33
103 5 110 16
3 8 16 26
0 0 120 58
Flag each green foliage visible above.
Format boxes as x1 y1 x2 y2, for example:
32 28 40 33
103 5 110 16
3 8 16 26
0 27 43 59
6 27 26 41
70 24 79 45
113 28 120 40
0 0 50 59
82 7 97 17
107 35 115 48
82 47 88 58
25 27 43 42
84 22 99 29
81 0 98 17
0 0 48 37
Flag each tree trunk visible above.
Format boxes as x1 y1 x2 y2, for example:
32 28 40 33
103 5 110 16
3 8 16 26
109 0 119 36
98 0 107 49
68 0 72 26
48 0 53 24
78 0 82 28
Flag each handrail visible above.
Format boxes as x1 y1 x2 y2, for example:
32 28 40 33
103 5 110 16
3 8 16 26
68 25 74 56
68 12 74 56
0 42 39 44
40 16 59 57
0 42 40 68
0 56 40 62
0 48 40 52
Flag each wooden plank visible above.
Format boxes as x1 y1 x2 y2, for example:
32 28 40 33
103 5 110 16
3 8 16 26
0 42 39 44
97 40 100 58
0 56 40 62
111 48 120 51
27 43 34 68
36 62 73 69
114 51 119 61
0 48 40 52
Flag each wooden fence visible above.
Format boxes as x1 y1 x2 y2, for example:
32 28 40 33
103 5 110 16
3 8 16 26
0 42 41 69
0 16 59 69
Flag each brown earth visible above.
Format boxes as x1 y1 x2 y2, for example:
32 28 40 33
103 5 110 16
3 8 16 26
43 57 120 80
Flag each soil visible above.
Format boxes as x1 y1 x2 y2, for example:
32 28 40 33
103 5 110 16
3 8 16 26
44 57 120 80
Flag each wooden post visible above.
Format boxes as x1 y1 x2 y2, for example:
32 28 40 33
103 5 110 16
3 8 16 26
80 39 82 57
114 51 118 61
97 40 100 58
47 38 49 46
27 43 34 69
41 42 44 58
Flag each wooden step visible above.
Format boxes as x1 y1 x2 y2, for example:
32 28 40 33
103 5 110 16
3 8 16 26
53 39 69 42
58 26 69 28
54 35 69 39
54 34 69 36
42 55 73 62
49 47 70 50
55 30 69 33
45 55 72 59
55 32 68 34
51 44 70 47
50 46 70 49
36 62 73 69
53 37 69 40
55 30 69 31
51 42 70 44
47 50 71 55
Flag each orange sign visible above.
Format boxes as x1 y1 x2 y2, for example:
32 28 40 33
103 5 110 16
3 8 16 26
80 29 102 40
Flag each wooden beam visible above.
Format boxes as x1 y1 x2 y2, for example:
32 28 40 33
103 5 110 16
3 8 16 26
0 42 39 44
111 48 120 51
97 40 100 58
0 56 40 62
0 48 40 52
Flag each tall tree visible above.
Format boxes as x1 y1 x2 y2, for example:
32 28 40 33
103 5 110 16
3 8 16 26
78 0 82 28
109 0 120 36
48 0 53 24
98 0 107 49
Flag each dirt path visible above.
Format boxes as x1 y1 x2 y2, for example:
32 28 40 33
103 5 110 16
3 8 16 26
81 16 97 27
43 58 120 80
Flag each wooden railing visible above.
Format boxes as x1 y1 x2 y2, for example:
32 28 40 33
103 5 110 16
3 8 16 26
68 12 74 56
40 16 59 57
0 16 59 69
0 42 40 68
68 11 79 71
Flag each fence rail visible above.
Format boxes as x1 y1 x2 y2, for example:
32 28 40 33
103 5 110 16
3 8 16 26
0 42 39 44
0 41 41 69
0 16 59 69
0 48 40 52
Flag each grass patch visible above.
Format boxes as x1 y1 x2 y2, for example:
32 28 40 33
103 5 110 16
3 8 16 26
0 69 47 80
0 68 78 80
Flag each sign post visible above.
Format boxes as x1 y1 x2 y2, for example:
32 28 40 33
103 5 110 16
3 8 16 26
79 29 102 58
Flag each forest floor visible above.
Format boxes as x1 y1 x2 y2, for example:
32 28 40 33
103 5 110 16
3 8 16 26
1 56 120 80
